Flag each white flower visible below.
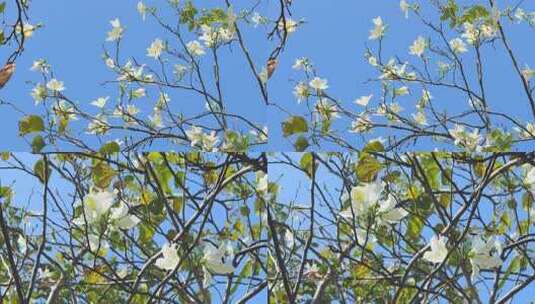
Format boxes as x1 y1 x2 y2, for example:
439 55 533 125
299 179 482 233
412 111 427 126
155 243 181 271
340 181 384 218
409 36 427 57
368 56 378 66
394 86 410 96
106 18 124 41
400 0 410 18
31 59 49 73
131 87 146 99
91 96 109 108
16 23 37 38
462 22 478 45
469 237 502 280
137 1 147 21
31 84 47 104
355 94 372 106
278 18 298 34
309 77 328 91
74 190 116 225
378 195 408 224
522 66 535 81
369 17 386 40
105 58 115 69
257 171 268 193
423 235 448 264
292 57 311 71
202 131 219 152
251 12 265 27
203 243 235 274
186 126 204 147
524 166 535 187
449 38 467 54
110 202 140 230
147 38 166 59
46 79 65 92
186 40 205 56
293 82 309 103
88 235 109 255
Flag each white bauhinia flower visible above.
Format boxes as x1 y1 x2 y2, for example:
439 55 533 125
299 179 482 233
409 36 427 57
31 84 47 104
309 77 328 91
423 235 448 264
203 243 235 274
355 94 373 106
378 194 408 224
369 16 386 40
412 111 427 126
155 242 181 271
340 181 384 218
186 40 206 56
449 38 468 54
110 202 140 230
137 1 147 21
469 237 503 280
46 79 65 92
88 234 109 254
186 126 204 147
256 171 268 193
400 0 410 18
74 190 116 225
91 96 109 108
107 18 124 41
525 166 535 187
278 18 298 34
147 38 166 59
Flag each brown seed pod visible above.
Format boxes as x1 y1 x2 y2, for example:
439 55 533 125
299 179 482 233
267 58 278 79
0 62 16 89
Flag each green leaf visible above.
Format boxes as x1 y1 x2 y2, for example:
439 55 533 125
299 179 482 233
33 159 50 184
31 135 46 153
99 141 121 155
362 141 384 153
282 116 308 137
408 216 424 240
355 153 383 182
299 153 316 178
0 2 6 14
92 161 117 189
440 0 459 28
293 135 309 151
19 115 44 135
180 1 198 30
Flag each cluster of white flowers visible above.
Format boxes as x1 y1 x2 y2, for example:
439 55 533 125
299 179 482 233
339 180 408 225
379 59 416 81
199 25 234 48
185 126 220 151
462 22 496 45
449 124 483 152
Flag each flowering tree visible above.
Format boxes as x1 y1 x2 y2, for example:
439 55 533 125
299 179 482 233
11 0 299 152
267 150 535 303
0 152 268 302
1 0 535 303
276 0 535 152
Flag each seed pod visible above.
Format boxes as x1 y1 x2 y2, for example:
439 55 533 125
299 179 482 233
0 63 15 89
